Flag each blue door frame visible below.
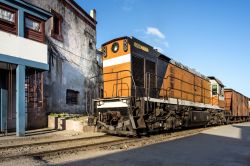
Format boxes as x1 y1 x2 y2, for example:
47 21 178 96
0 89 8 134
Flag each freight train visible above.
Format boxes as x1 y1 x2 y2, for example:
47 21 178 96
88 36 250 136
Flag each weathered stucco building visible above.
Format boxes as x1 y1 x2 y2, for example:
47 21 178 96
23 0 98 114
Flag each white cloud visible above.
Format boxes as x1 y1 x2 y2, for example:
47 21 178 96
146 27 166 39
134 26 169 53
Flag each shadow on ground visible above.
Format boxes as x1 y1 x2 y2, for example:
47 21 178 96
55 123 250 166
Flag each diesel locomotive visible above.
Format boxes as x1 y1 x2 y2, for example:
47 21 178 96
88 36 250 136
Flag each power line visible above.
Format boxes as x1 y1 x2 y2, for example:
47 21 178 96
47 38 99 68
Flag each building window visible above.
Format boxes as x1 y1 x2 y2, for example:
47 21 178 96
0 3 17 34
25 17 41 32
51 10 63 41
212 85 217 95
66 89 79 105
53 15 60 34
0 8 14 22
89 39 94 49
24 14 45 43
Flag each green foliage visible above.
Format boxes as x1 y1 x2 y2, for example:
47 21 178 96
49 113 83 120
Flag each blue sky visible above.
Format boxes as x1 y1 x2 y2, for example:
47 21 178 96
76 0 250 97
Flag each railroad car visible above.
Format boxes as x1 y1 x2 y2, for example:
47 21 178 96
224 89 250 122
249 99 250 114
89 36 248 136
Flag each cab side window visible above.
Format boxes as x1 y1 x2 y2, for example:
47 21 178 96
220 87 224 97
212 85 217 95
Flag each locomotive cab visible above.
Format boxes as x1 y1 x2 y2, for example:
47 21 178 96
208 76 225 108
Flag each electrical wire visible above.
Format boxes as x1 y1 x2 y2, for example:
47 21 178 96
47 37 99 68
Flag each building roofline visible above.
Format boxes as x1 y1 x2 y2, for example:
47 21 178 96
62 0 96 29
67 0 96 23
17 0 52 19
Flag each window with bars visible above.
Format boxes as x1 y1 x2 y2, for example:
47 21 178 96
66 89 79 105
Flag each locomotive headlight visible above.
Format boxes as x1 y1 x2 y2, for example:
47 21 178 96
97 101 104 106
123 39 128 52
97 101 100 106
102 46 107 58
111 42 119 53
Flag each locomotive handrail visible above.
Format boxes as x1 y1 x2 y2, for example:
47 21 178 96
146 72 211 92
149 72 212 94
144 72 212 106
86 70 138 109
118 88 130 97
86 69 220 115
112 82 130 97
102 70 137 98
156 86 211 101
89 70 212 101
145 72 212 106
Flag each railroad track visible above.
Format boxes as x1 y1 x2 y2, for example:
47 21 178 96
0 134 109 150
0 127 207 162
0 135 126 160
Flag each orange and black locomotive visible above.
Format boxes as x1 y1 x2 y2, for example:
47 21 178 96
89 36 249 136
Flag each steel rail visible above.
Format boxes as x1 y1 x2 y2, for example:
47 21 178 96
0 135 110 150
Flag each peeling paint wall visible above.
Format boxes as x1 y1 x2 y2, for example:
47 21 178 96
23 0 97 114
